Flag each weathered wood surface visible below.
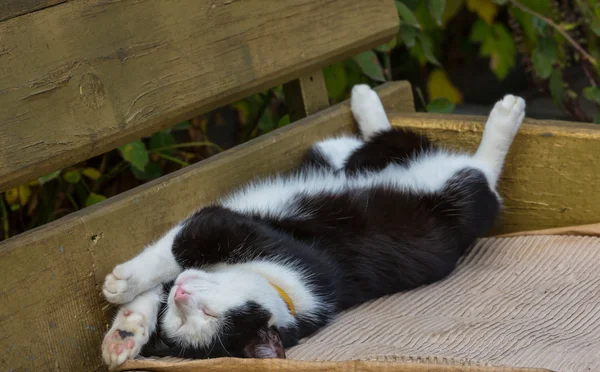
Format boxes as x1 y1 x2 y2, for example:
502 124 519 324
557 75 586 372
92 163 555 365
0 0 399 192
390 113 600 234
0 82 414 372
283 71 330 121
0 0 65 22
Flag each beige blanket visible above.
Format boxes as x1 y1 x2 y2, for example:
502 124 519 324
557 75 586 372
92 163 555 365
120 227 600 372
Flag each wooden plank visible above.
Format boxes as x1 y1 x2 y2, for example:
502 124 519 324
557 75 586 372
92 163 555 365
0 0 399 192
0 81 414 372
389 112 600 234
283 70 330 121
0 0 66 22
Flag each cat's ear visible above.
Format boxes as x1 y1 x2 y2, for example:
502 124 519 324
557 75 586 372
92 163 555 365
243 326 286 359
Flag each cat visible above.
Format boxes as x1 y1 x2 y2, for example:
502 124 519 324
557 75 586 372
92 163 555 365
101 85 526 369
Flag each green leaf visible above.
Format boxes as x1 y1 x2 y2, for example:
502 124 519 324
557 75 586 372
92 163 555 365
38 170 61 185
375 38 398 52
469 18 492 42
532 37 558 79
583 86 600 104
131 161 163 181
426 98 455 113
150 132 176 154
353 51 386 82
81 167 101 181
532 16 548 35
396 1 421 28
172 121 191 131
10 204 20 211
277 114 290 128
85 192 107 207
399 25 419 47
428 0 446 26
418 34 441 66
549 69 564 107
119 140 149 172
595 112 600 124
470 20 516 79
63 170 81 184
323 63 348 101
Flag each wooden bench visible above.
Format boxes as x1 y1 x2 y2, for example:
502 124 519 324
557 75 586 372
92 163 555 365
0 1 599 371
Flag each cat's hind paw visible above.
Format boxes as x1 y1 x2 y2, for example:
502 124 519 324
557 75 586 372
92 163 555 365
350 84 391 140
486 94 526 139
102 309 149 369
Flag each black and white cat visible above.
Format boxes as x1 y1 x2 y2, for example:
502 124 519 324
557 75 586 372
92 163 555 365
101 85 526 369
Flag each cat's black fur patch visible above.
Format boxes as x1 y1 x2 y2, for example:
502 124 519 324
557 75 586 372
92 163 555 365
344 128 432 175
145 129 500 359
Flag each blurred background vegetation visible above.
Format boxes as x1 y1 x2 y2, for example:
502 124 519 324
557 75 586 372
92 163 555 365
2 0 599 241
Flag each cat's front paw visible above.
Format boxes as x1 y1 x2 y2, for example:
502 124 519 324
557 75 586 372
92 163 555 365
103 263 142 304
102 309 149 369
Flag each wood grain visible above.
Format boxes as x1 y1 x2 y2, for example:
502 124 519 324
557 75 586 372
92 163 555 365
0 82 414 372
283 71 330 121
389 113 600 234
0 0 399 192
0 0 65 22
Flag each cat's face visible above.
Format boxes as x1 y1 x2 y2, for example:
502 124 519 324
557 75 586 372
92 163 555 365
157 268 292 358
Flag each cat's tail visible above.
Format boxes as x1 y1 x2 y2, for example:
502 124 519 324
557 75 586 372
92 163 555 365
474 95 526 188
350 85 392 140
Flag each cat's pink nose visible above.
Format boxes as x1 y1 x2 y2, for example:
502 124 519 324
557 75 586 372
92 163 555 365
174 286 189 302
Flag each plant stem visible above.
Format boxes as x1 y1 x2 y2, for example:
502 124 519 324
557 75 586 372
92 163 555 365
0 196 9 240
157 153 189 167
415 87 428 111
66 192 79 210
93 161 127 192
245 91 274 141
509 0 597 65
383 52 393 81
149 141 224 153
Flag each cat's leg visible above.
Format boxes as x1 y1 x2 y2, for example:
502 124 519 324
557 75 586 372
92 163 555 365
346 84 433 174
302 136 363 171
474 94 525 188
102 285 162 369
103 226 183 304
350 84 391 140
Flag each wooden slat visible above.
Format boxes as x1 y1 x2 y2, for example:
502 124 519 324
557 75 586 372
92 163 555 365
283 70 330 121
0 0 66 22
0 0 399 192
0 81 414 372
390 112 600 234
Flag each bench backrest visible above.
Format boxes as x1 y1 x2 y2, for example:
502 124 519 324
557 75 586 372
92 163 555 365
0 0 398 191
0 1 407 371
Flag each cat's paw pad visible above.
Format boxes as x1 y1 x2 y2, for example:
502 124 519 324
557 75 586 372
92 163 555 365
102 310 148 369
103 264 139 304
488 94 526 136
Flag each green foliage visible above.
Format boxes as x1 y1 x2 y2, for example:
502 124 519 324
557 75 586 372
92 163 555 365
353 51 386 82
470 20 516 79
426 98 456 113
119 140 149 172
85 192 107 207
